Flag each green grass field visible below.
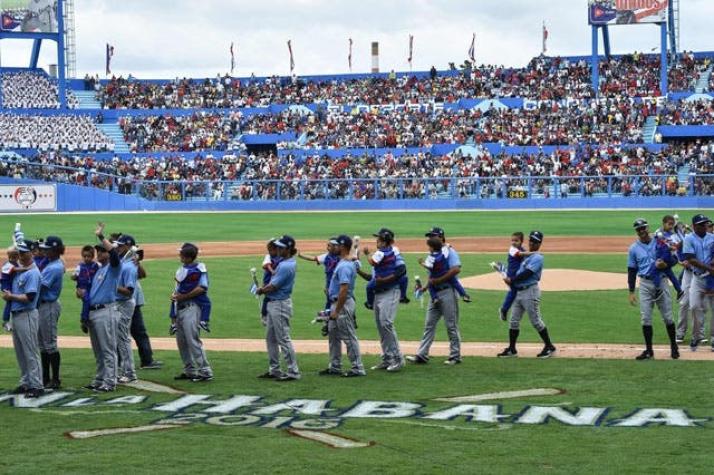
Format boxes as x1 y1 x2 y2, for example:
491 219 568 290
1 210 711 244
2 209 713 473
0 349 712 474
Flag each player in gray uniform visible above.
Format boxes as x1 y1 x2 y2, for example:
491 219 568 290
3 238 43 398
256 235 300 381
497 231 556 359
681 215 714 351
113 235 138 383
37 236 64 389
627 219 680 360
407 227 463 365
320 235 365 377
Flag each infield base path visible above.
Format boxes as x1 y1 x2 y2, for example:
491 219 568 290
1 336 710 361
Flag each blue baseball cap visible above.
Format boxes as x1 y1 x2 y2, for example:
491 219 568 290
425 227 445 238
335 235 353 250
39 236 64 250
529 231 544 243
15 239 34 253
633 218 649 230
113 234 136 247
372 228 395 241
692 214 711 226
274 235 296 249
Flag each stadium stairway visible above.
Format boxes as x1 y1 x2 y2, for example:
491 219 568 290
642 116 658 144
695 64 713 93
73 90 102 109
98 123 131 153
678 165 691 184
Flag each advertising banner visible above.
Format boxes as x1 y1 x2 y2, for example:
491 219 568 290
589 0 668 25
0 184 57 211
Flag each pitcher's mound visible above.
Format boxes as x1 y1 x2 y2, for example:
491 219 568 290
462 269 627 292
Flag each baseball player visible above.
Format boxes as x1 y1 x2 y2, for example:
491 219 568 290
682 214 714 351
406 228 463 365
320 235 365 377
37 236 65 389
82 223 122 392
171 243 213 382
364 248 410 310
131 252 162 370
497 231 556 359
672 216 694 343
113 234 138 384
627 219 680 360
256 235 300 381
356 228 405 372
2 237 43 397
416 238 471 305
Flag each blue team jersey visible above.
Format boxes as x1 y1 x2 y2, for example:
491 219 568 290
682 232 714 275
11 264 41 312
328 259 357 301
39 258 64 302
628 239 659 277
268 257 296 301
319 253 340 285
506 245 525 278
514 253 544 289
88 257 121 306
117 261 138 301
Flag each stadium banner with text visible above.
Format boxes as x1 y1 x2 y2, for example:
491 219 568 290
0 184 56 212
588 0 668 25
0 0 58 33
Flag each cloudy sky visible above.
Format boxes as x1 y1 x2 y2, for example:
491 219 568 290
1 0 713 78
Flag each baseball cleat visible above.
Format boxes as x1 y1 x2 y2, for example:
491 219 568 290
499 308 508 321
635 350 654 360
24 388 45 399
82 383 98 391
11 385 29 394
443 358 462 365
168 323 177 335
462 294 472 303
386 362 403 372
690 339 700 352
671 347 680 360
497 348 518 358
489 261 505 273
173 373 193 380
406 355 428 364
257 372 281 379
370 362 390 370
275 375 300 382
675 337 684 344
342 370 366 378
701 338 709 344
199 321 211 333
140 360 163 370
92 386 116 393
536 346 557 359
117 376 137 384
318 368 342 376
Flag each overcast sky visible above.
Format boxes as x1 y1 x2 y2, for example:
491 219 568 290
1 0 713 79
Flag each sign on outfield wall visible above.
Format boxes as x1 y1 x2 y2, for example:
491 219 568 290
589 0 668 25
0 185 56 212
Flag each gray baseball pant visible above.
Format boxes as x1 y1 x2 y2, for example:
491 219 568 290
689 274 714 341
115 299 137 379
11 309 42 390
88 305 118 388
37 300 61 354
639 278 673 326
328 298 364 374
266 299 300 378
175 303 212 378
374 287 402 365
676 268 692 339
416 287 461 361
509 285 546 331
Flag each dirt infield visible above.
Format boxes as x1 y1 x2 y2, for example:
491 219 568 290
62 236 630 262
1 336 709 361
462 269 627 292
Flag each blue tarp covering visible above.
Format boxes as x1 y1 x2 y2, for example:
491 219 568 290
657 125 714 138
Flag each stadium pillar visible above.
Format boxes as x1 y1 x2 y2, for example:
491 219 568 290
57 0 68 108
602 26 611 59
591 26 599 97
30 40 43 68
660 22 668 97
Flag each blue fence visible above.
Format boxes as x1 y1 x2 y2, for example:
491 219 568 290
3 161 713 212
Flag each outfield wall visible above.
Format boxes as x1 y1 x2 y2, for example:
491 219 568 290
0 180 710 212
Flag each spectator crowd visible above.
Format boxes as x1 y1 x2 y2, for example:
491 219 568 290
1 71 78 109
0 113 114 152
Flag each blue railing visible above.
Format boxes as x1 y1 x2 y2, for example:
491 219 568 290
2 161 712 203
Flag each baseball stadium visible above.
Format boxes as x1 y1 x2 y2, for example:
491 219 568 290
0 0 713 473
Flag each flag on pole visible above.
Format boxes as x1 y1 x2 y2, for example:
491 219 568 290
542 21 549 55
105 43 115 76
468 33 475 63
230 42 235 74
288 40 295 73
348 38 353 71
408 34 414 68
